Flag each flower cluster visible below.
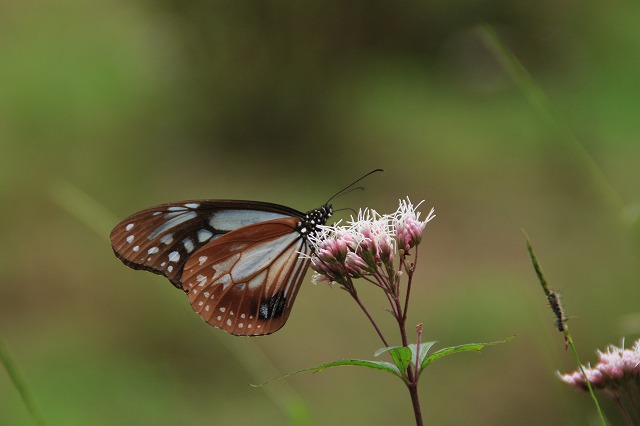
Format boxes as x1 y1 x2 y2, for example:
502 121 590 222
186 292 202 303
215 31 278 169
308 198 435 286
559 338 640 397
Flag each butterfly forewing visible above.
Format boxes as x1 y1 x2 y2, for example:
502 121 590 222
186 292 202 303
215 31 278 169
181 217 309 335
110 200 300 288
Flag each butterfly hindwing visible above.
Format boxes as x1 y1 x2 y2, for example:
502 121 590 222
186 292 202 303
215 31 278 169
181 217 310 336
109 200 301 288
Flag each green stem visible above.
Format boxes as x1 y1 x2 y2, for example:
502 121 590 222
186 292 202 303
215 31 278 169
565 331 607 426
0 332 46 426
479 24 626 218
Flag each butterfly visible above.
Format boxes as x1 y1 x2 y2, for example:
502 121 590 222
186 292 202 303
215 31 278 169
109 170 381 336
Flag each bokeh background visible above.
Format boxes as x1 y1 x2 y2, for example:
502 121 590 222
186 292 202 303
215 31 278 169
2 1 640 425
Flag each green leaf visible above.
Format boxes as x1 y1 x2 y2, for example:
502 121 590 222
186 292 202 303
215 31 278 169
388 347 413 377
408 341 437 367
374 346 417 378
420 337 514 371
253 359 402 387
373 346 401 358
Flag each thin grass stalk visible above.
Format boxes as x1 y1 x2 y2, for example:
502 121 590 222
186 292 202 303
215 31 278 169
478 24 626 218
526 237 607 426
564 330 608 426
0 332 46 426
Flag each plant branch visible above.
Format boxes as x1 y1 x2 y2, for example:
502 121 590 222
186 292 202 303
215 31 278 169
348 282 389 347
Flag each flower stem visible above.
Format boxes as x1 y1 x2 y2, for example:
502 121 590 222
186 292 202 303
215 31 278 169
395 294 423 426
613 396 634 426
623 383 640 424
407 381 424 426
402 325 423 426
402 247 418 322
348 284 389 347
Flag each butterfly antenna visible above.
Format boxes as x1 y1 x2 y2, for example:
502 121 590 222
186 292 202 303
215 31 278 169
330 186 364 201
325 169 384 204
333 207 357 215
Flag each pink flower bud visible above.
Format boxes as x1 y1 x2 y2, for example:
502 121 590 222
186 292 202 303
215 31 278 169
393 198 435 252
345 252 370 278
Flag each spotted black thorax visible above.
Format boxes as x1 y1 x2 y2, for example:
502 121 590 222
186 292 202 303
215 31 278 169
296 204 333 240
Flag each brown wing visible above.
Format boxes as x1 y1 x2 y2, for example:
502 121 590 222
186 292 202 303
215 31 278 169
109 201 293 288
181 217 311 336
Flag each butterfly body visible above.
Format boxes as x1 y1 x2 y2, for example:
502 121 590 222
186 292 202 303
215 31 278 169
110 200 332 335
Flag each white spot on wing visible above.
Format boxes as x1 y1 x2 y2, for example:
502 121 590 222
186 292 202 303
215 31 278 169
198 256 208 265
183 237 195 253
125 223 134 231
185 203 200 209
167 265 173 273
126 235 134 244
196 274 207 287
167 206 188 212
197 229 213 243
148 247 159 254
133 245 139 252
168 251 180 262
160 234 173 245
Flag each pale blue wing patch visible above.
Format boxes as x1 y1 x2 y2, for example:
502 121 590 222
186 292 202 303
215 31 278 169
208 210 289 232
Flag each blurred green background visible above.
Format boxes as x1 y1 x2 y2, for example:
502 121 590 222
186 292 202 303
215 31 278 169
2 1 640 425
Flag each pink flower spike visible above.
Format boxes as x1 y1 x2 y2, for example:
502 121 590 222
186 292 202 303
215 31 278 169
307 225 355 285
348 208 394 268
560 338 640 396
558 370 587 390
394 198 435 252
